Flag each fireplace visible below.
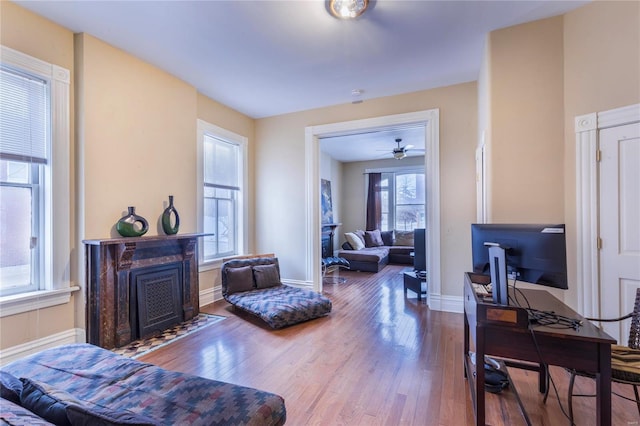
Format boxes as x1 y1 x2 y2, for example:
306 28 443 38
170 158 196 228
130 262 184 340
83 233 207 349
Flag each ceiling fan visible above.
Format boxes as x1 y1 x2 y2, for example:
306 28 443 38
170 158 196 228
391 138 415 159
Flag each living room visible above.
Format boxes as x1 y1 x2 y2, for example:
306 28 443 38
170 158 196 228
0 0 639 424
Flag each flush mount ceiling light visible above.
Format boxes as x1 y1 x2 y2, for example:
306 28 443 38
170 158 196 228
328 0 369 19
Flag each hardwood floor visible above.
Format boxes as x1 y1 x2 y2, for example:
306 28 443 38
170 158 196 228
140 265 639 425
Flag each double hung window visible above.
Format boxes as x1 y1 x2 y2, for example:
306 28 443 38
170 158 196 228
198 120 247 263
380 171 425 231
0 46 71 310
0 65 49 296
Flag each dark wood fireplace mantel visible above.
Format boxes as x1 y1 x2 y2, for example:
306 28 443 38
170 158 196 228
83 233 210 349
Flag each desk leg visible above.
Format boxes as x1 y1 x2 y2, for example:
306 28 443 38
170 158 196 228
596 343 612 426
475 327 486 426
464 314 469 378
538 363 548 394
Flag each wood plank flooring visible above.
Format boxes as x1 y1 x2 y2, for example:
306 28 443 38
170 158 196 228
140 265 639 425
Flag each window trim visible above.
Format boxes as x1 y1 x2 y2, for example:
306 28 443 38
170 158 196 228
0 45 75 316
367 166 425 232
196 119 248 270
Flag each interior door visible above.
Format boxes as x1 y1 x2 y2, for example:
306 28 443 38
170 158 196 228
599 122 640 344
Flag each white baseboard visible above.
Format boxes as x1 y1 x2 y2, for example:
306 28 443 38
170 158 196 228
199 286 217 307
0 328 85 367
428 294 464 313
281 279 313 289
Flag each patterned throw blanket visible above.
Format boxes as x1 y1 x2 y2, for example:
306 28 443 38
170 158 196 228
1 343 286 425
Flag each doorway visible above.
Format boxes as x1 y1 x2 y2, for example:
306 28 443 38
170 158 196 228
575 103 640 343
304 110 442 305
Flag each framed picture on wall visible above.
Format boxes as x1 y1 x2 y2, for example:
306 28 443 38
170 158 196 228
321 179 334 224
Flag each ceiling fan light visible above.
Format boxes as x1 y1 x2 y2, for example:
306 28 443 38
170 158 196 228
328 0 369 19
394 151 406 160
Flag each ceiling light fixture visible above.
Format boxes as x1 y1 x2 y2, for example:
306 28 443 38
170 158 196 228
393 151 407 160
328 0 369 19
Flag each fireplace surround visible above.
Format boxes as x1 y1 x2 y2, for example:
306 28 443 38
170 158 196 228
83 233 208 349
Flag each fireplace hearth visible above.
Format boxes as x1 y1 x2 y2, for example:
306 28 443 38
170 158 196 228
83 233 208 349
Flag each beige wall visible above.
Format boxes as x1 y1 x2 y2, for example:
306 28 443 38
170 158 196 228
487 16 565 223
77 33 198 239
256 82 478 297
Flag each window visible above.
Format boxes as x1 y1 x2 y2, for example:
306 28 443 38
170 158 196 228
380 171 425 231
0 64 49 296
197 120 247 264
0 45 72 313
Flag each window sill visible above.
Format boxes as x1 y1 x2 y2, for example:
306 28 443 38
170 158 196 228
0 286 80 318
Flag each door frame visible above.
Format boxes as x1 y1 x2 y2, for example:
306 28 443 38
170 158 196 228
575 103 640 317
304 109 442 306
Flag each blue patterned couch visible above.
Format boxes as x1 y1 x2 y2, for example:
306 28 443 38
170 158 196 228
0 343 286 425
222 257 332 329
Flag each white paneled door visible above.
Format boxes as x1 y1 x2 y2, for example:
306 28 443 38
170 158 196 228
599 122 640 344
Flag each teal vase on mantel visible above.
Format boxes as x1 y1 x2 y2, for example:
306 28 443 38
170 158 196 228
116 206 149 237
161 195 180 235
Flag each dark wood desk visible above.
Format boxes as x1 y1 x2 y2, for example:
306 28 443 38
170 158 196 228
463 272 615 426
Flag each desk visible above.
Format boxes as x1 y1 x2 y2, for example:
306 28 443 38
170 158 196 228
463 272 615 426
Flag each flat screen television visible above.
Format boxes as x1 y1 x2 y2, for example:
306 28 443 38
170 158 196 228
471 224 568 292
413 228 426 273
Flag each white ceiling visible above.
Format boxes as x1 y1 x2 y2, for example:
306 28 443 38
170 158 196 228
15 0 588 162
320 125 426 162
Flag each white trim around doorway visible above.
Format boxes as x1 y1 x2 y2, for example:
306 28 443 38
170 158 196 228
305 109 443 308
575 103 640 317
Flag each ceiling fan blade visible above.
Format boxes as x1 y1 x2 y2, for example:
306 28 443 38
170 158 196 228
404 144 414 150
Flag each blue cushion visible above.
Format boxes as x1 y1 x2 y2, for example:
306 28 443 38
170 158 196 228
66 403 158 426
1 371 23 405
20 378 76 425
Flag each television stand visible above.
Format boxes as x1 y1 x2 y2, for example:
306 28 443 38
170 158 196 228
403 271 427 301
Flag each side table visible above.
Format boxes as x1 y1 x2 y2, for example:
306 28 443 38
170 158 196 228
403 271 427 301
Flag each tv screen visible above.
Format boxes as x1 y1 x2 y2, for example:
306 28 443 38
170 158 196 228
471 224 568 290
413 228 426 273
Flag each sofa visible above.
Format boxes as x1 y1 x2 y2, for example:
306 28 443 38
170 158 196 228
221 256 332 329
0 343 286 425
337 229 414 272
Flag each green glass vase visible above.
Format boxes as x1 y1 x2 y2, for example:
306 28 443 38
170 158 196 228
116 206 149 237
161 195 180 235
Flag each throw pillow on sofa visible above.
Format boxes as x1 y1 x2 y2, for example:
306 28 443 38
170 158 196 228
225 266 255 294
364 229 384 247
253 264 281 289
344 232 365 250
380 230 394 246
394 230 414 246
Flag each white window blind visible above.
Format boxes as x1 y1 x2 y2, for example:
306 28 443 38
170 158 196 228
0 66 49 164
